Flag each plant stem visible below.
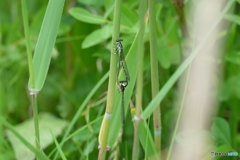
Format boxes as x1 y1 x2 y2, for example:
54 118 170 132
132 0 146 159
21 0 41 152
149 0 161 156
98 0 122 159
166 66 191 160
32 94 41 149
21 0 35 88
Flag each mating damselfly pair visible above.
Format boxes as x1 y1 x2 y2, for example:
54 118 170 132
116 39 130 124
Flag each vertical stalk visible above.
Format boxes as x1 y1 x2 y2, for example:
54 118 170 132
148 0 161 156
166 66 191 160
32 95 41 149
98 0 122 159
21 0 41 152
132 0 146 159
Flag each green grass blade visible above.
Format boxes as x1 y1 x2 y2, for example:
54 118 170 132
51 132 67 160
52 72 109 159
29 0 65 91
0 118 49 160
138 121 159 158
141 0 236 120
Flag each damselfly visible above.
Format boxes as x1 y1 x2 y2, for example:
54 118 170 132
116 39 130 124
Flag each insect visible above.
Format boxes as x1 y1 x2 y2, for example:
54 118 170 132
116 39 130 124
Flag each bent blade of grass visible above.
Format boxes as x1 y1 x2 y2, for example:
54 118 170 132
29 0 65 91
51 132 67 160
108 32 158 157
52 72 109 159
0 117 49 160
141 0 235 120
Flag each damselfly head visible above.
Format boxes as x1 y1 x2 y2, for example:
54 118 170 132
116 39 123 42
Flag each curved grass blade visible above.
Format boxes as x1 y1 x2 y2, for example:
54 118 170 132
29 0 65 91
0 117 49 160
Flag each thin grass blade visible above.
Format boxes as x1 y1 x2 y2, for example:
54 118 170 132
0 118 49 160
51 132 67 160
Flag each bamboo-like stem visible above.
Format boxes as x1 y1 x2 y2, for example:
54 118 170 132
148 0 161 156
21 0 41 153
132 0 147 159
98 0 122 159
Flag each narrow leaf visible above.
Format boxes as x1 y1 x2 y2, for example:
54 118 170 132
51 132 67 160
211 117 231 146
224 14 240 25
82 24 112 49
69 7 106 24
29 0 65 91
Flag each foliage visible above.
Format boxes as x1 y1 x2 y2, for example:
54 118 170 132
0 0 240 159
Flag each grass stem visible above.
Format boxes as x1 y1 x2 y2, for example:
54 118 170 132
98 0 122 159
132 0 147 159
148 0 161 156
21 0 41 153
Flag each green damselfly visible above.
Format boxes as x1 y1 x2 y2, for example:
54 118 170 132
116 39 130 124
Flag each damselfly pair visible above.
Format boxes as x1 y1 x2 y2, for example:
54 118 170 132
116 39 130 124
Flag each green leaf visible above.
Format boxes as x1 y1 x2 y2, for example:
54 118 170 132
1 117 50 160
138 122 158 158
6 113 68 160
29 0 65 91
121 4 138 27
69 7 106 24
211 117 231 146
78 0 104 6
84 138 97 156
215 144 233 152
219 74 240 101
225 51 240 65
224 14 240 25
82 24 112 48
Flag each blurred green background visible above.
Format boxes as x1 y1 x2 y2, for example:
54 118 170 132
0 0 240 159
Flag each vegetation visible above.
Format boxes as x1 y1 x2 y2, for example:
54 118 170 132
0 0 240 159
